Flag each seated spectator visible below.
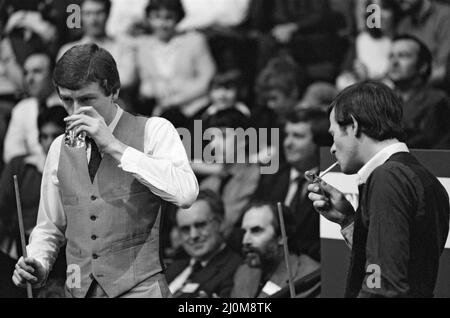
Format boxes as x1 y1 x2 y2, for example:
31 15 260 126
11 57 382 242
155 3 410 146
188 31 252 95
200 109 260 239
3 51 61 164
253 109 332 262
202 70 251 120
250 56 306 165
57 0 137 103
387 35 450 149
0 106 67 254
259 0 346 82
166 190 243 298
394 0 450 84
337 0 395 91
136 0 216 126
230 202 320 298
297 82 338 112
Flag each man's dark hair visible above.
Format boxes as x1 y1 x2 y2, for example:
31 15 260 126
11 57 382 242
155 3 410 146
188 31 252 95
82 0 112 16
329 81 405 142
256 56 306 101
205 108 250 130
285 108 333 147
25 50 56 73
37 105 68 131
196 189 225 220
176 190 225 224
393 34 433 81
145 0 185 22
53 43 120 96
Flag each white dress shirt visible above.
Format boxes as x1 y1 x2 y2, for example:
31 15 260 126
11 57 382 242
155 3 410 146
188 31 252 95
177 0 251 31
341 142 410 248
27 107 199 273
3 94 61 164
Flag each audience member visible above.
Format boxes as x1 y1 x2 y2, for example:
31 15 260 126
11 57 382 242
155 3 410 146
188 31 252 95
166 190 243 298
394 0 450 84
297 82 338 112
0 106 67 250
57 0 137 100
3 51 61 164
202 70 251 120
253 109 332 261
200 109 260 240
231 202 320 298
135 0 216 127
337 0 395 90
387 35 450 149
259 0 345 82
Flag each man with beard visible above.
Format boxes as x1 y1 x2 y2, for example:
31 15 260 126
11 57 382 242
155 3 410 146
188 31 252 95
230 202 319 298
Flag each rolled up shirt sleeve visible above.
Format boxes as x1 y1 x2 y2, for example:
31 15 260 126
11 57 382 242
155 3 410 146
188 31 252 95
120 117 199 208
27 136 67 276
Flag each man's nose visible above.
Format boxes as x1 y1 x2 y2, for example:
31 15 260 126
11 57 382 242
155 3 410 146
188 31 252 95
330 144 336 156
242 232 252 245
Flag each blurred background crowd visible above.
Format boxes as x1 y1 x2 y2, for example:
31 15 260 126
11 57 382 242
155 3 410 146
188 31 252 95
0 0 449 298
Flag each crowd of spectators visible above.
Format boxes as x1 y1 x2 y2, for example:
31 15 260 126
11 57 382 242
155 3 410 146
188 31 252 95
0 0 449 298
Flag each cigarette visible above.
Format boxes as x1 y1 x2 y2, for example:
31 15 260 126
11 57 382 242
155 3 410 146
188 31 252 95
319 162 339 178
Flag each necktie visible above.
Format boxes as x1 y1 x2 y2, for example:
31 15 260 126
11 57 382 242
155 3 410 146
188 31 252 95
289 176 307 217
188 261 203 279
87 138 102 183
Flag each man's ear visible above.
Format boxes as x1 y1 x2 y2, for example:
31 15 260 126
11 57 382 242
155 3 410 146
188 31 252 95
112 89 120 102
349 115 360 137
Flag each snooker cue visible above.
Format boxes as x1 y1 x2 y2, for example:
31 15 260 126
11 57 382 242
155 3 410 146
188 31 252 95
277 202 296 298
13 175 33 298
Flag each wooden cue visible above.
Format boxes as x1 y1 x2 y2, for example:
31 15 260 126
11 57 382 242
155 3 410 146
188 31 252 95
13 176 33 298
277 203 296 298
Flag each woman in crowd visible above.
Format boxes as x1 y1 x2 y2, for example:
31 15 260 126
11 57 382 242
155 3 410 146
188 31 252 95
135 0 216 129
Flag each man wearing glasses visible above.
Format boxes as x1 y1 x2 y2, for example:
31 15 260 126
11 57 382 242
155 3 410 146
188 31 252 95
166 190 242 298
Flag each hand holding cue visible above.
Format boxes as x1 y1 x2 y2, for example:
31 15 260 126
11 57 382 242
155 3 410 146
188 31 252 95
277 203 295 298
13 175 33 299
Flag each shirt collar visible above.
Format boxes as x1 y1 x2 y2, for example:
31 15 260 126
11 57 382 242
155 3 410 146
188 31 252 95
108 105 122 132
357 142 409 185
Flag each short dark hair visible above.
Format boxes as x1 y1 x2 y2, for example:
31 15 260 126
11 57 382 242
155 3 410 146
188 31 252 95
53 43 121 96
256 56 305 100
81 0 112 16
145 0 185 22
25 50 55 74
285 109 333 147
393 34 433 81
37 106 68 131
205 108 250 130
329 81 405 142
178 189 225 221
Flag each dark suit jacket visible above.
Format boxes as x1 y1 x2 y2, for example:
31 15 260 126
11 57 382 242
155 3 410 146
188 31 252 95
253 164 320 261
165 245 243 298
231 254 320 298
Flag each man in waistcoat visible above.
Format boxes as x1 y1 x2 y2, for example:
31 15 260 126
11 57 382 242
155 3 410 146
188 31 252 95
308 81 449 298
12 43 199 298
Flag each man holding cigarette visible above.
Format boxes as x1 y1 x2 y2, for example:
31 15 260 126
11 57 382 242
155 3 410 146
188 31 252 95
308 81 449 298
12 43 199 298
